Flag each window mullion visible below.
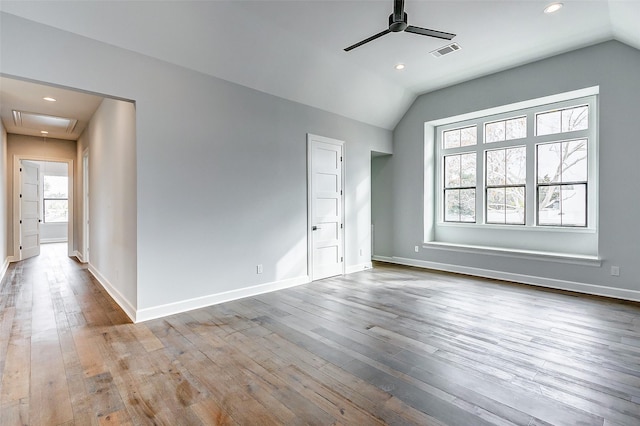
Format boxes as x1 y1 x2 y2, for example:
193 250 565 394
525 110 536 227
476 125 484 224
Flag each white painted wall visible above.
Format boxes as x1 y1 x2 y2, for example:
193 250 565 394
378 40 640 299
0 120 8 280
40 223 66 243
74 140 86 260
1 12 392 319
76 99 137 316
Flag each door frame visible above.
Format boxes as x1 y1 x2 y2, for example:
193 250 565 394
307 133 345 281
12 155 74 261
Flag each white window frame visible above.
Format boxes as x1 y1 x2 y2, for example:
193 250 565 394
425 87 599 258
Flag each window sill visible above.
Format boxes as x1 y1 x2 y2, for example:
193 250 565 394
422 241 601 267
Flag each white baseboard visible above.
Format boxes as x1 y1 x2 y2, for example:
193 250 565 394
136 275 311 323
372 255 640 303
345 262 373 275
0 258 9 283
87 263 137 322
41 238 68 244
72 250 85 263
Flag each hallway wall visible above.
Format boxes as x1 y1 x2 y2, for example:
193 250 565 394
76 99 138 316
0 121 7 279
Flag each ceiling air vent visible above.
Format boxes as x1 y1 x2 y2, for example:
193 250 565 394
431 42 461 58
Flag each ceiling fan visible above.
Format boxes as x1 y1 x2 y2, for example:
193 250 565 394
344 0 456 52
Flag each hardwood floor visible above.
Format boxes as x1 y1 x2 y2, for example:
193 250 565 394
1 244 640 425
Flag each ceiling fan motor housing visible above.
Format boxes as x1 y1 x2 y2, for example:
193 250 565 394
389 12 408 32
343 0 455 52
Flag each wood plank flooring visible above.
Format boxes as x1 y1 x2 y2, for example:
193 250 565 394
1 243 640 425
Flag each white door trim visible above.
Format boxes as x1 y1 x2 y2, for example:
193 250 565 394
13 155 74 260
307 133 345 281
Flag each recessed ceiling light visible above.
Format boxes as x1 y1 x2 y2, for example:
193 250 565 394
43 97 57 102
394 63 406 70
40 130 49 134
544 2 563 14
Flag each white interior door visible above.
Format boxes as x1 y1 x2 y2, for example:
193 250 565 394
308 134 344 281
20 160 41 260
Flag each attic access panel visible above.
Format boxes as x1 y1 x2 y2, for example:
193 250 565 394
12 110 78 134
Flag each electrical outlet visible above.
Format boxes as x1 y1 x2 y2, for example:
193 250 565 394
610 266 620 276
359 248 363 256
414 245 420 253
257 264 263 274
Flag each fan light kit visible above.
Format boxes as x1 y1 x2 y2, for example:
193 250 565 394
544 3 563 14
344 0 456 52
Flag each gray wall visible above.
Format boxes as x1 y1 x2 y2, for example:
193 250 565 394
1 13 392 316
371 154 393 258
379 40 640 294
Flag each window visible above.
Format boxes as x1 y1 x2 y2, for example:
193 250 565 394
443 125 477 148
435 93 596 230
43 175 68 223
486 146 526 224
485 116 526 143
443 152 476 222
536 139 587 226
536 105 588 136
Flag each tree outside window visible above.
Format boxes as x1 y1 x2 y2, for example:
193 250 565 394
43 175 68 223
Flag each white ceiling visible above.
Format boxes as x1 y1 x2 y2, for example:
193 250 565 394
0 76 104 140
1 1 639 130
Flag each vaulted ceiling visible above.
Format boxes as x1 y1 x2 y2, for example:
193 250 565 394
1 1 639 130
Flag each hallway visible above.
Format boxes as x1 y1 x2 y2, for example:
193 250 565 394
0 243 128 424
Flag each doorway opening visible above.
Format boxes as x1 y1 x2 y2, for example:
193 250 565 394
14 157 74 261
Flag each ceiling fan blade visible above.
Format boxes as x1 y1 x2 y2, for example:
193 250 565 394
393 0 405 21
344 29 391 52
405 25 456 40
